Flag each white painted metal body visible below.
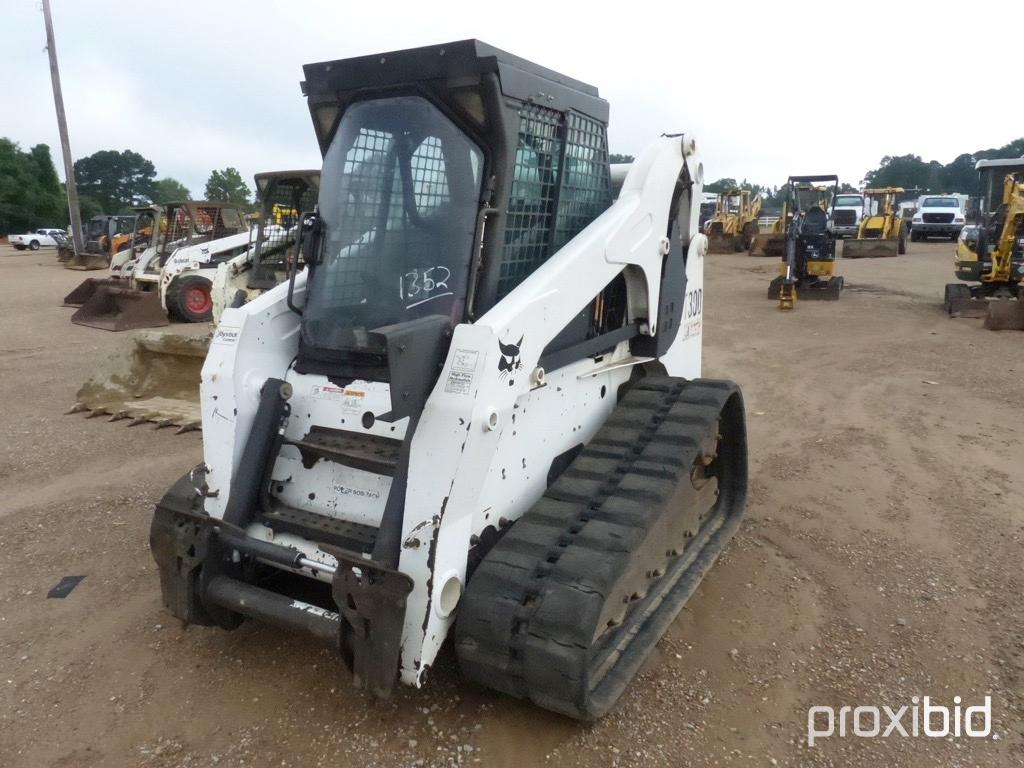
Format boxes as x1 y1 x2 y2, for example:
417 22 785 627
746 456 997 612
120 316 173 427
199 135 707 685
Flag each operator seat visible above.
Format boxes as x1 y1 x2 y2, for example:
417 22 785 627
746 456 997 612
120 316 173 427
802 206 828 235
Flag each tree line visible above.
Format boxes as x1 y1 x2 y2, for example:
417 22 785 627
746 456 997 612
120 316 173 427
616 137 1024 211
0 139 254 234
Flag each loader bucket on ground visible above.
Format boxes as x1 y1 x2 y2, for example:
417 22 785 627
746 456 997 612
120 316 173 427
70 286 169 332
63 277 115 307
69 330 210 431
749 233 784 257
983 299 1024 330
63 251 110 270
842 239 899 259
706 233 740 254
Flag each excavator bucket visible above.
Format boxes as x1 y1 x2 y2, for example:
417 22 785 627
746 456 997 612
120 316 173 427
70 285 169 331
68 331 209 431
842 238 899 258
749 233 784 257
983 299 1024 330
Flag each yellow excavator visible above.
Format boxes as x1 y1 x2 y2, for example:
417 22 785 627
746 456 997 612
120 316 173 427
945 159 1024 330
767 174 842 308
704 188 762 253
843 187 908 258
750 183 832 257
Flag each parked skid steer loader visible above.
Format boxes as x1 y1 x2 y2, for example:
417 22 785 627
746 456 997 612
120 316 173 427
843 187 907 258
704 188 762 253
68 173 320 429
58 214 138 270
945 159 1024 330
148 41 748 721
768 175 842 308
65 201 248 330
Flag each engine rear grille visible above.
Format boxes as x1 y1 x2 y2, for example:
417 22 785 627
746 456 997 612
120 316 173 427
833 210 857 226
923 213 955 224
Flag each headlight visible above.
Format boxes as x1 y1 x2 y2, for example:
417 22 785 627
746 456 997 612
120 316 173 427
954 217 964 223
913 216 922 223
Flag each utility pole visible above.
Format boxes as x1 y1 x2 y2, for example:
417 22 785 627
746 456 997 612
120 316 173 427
41 0 84 253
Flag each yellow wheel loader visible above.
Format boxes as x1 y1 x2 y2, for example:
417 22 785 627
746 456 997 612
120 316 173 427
704 188 762 253
767 175 842 308
842 187 908 258
944 159 1024 330
147 40 748 721
67 172 320 430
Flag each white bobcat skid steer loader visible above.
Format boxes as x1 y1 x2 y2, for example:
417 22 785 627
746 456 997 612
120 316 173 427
150 41 748 721
66 201 249 331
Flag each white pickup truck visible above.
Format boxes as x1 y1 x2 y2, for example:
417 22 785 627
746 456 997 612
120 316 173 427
8 228 67 250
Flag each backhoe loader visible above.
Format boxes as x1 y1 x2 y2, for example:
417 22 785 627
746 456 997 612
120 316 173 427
148 40 748 721
945 159 1024 330
843 187 907 258
67 172 320 430
768 175 842 308
704 188 762 252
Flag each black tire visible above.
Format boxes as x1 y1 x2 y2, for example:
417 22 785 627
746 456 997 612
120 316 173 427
910 230 919 242
949 232 959 242
165 275 214 323
897 228 907 255
28 240 39 251
13 244 25 251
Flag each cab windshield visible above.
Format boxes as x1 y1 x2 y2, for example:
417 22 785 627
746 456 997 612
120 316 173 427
303 96 484 353
922 197 959 208
834 195 863 207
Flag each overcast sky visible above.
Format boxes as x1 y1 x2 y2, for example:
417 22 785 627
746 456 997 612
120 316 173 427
4 0 1022 197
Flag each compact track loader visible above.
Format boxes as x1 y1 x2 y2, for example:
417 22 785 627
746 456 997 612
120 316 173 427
67 173 320 429
149 40 748 721
704 188 762 253
843 187 907 258
768 175 842 308
945 159 1024 330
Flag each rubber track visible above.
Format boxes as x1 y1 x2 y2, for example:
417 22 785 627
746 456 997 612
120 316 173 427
455 377 747 720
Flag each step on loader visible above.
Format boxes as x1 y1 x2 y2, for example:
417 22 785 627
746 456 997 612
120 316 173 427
945 159 1024 330
842 187 907 258
768 175 843 308
148 40 748 721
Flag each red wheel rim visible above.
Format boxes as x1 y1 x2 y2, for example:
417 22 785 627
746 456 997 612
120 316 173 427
185 285 212 315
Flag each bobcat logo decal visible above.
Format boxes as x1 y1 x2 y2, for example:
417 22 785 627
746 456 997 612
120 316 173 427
497 335 523 384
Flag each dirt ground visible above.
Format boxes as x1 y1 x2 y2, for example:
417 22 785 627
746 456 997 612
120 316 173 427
0 241 1021 768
